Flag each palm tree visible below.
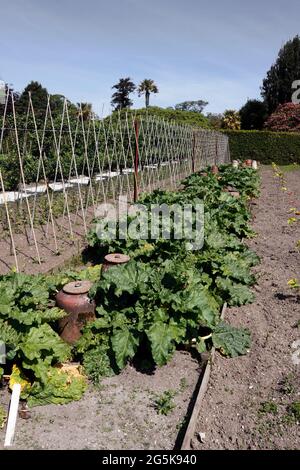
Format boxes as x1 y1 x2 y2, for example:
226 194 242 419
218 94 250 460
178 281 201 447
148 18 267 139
76 102 93 121
138 79 159 108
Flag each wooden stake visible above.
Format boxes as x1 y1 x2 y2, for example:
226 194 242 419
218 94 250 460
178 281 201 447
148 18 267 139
181 303 227 450
0 170 19 272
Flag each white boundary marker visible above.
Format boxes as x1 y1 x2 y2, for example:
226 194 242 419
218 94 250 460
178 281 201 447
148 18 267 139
4 383 21 447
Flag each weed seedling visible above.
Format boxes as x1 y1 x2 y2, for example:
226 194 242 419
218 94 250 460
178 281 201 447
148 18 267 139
279 374 295 395
179 377 188 392
259 401 278 415
152 390 176 416
287 402 300 422
0 405 7 429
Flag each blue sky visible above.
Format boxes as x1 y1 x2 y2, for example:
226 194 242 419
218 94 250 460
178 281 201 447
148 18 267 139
1 0 300 115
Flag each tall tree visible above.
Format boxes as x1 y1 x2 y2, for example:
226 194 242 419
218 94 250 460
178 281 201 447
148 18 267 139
49 94 65 116
175 100 208 113
111 77 136 110
261 35 300 114
239 99 268 130
17 81 48 117
206 112 223 129
138 79 159 108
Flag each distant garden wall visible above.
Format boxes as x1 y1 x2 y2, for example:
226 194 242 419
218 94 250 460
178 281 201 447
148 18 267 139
224 130 300 164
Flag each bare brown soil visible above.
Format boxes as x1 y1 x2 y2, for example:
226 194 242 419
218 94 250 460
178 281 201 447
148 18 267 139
193 166 300 450
0 209 92 275
0 351 202 450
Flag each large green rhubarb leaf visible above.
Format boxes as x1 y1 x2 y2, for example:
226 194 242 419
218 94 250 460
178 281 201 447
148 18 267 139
212 322 251 357
147 322 176 366
216 277 255 306
111 327 139 369
20 324 71 364
101 261 150 296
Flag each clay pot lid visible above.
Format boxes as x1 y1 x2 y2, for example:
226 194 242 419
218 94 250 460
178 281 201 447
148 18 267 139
62 280 93 295
104 253 130 264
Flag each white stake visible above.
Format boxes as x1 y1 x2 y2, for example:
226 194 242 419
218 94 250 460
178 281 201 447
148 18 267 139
4 383 21 447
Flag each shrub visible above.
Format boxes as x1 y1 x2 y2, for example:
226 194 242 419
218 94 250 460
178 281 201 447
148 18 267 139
0 153 21 190
265 103 300 132
110 106 211 128
224 130 300 164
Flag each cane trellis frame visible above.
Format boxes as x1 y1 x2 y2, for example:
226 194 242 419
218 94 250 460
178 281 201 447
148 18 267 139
0 92 230 274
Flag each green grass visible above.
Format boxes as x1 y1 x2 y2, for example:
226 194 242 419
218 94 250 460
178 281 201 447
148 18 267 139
264 163 300 171
279 163 300 172
262 163 300 173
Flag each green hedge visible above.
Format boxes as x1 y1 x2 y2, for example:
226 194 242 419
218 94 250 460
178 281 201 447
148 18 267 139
224 130 300 164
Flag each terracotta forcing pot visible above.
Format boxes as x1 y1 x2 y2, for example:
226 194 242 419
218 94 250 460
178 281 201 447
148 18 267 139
211 165 219 174
102 253 131 273
56 280 96 344
245 159 252 167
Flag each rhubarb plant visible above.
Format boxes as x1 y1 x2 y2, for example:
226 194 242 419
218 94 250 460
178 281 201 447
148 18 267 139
0 164 260 400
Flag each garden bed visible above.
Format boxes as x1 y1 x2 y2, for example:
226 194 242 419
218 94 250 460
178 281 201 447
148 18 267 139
0 163 263 449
